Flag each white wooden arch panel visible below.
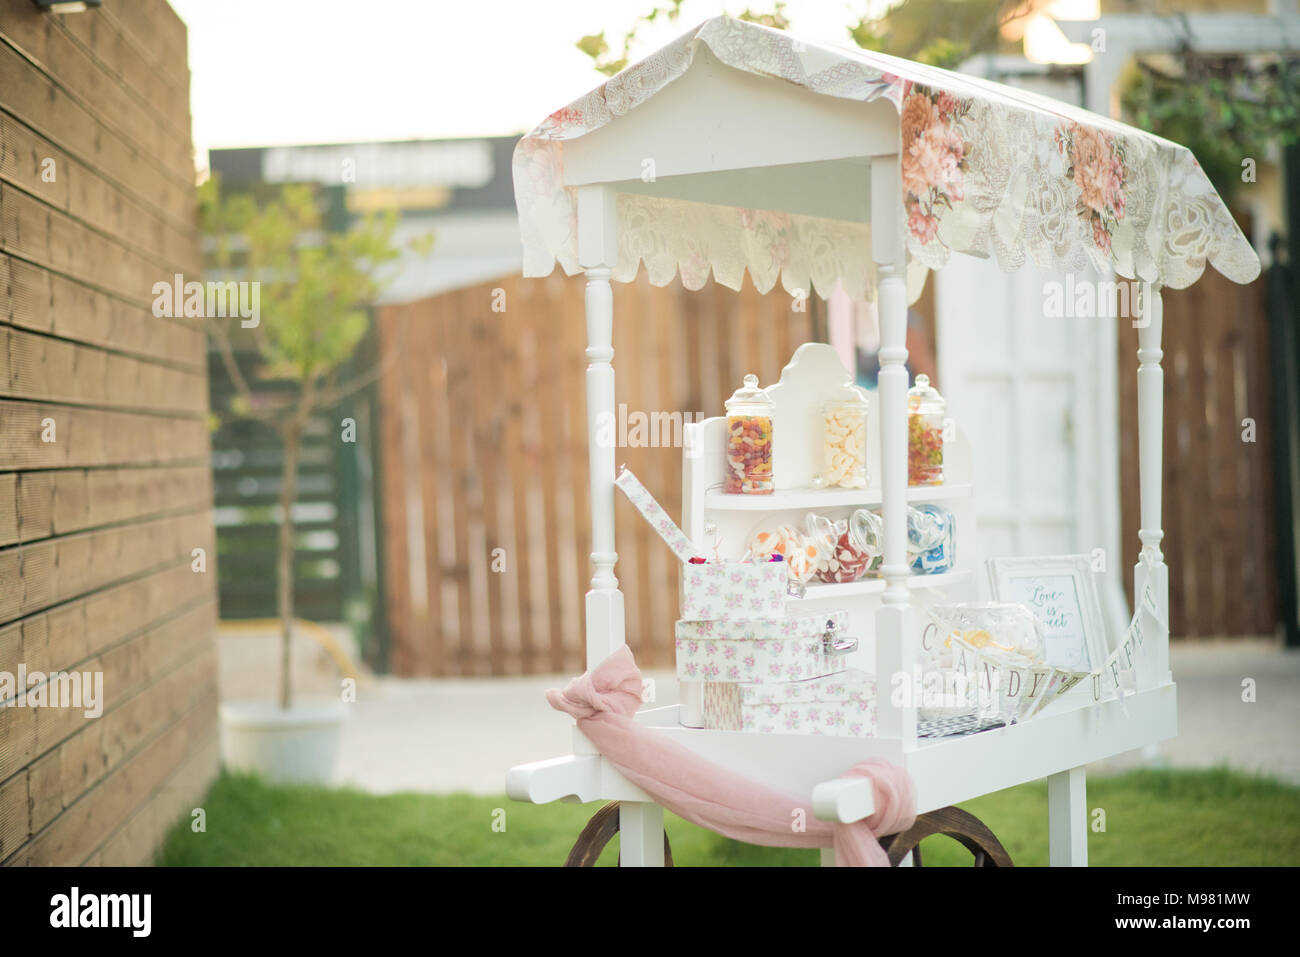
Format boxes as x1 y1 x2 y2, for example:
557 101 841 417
564 45 901 218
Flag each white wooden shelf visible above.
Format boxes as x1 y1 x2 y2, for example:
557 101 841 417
794 569 972 600
702 483 973 512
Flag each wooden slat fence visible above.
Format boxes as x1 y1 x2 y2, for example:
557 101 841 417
377 272 816 676
1118 268 1279 637
385 260 1280 675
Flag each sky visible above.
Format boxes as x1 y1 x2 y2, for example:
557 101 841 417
170 0 888 170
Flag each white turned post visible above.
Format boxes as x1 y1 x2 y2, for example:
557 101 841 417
618 802 666 866
1134 285 1170 688
1047 766 1088 866
871 155 917 747
577 185 626 671
577 185 664 867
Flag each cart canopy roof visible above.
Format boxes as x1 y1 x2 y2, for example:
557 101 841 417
514 15 1259 303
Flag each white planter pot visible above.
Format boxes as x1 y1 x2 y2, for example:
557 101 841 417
220 700 347 785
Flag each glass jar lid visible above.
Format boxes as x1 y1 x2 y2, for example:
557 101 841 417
824 384 869 412
907 373 945 414
802 513 839 559
725 373 773 413
906 505 946 553
848 509 883 557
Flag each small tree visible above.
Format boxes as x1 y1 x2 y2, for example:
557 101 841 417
1121 54 1300 205
199 177 421 709
576 0 1024 76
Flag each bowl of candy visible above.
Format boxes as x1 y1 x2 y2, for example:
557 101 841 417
919 602 1051 722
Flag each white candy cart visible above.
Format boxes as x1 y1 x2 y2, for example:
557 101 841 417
505 16 1260 866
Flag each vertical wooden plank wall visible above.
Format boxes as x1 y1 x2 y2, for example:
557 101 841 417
377 272 814 676
0 0 219 864
1118 271 1279 638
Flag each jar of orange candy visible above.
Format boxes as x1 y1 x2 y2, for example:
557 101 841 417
907 374 945 486
750 524 819 584
724 374 774 494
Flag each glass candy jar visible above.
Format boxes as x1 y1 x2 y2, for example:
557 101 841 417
851 509 885 579
807 512 878 584
907 374 945 486
907 504 955 575
724 374 774 494
926 603 1045 665
819 393 869 489
923 603 1048 723
750 523 819 585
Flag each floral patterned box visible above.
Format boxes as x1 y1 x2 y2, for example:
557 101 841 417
680 561 788 621
703 668 878 737
675 610 848 684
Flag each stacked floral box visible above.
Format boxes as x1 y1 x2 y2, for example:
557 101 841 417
706 671 878 737
677 613 876 737
615 466 877 739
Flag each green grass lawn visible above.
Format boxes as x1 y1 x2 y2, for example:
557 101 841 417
158 767 1300 866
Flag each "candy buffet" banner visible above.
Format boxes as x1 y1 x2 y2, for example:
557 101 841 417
900 576 1164 724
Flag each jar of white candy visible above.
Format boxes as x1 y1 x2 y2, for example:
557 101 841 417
819 392 869 489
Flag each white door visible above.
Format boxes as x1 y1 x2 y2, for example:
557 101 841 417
932 62 1128 642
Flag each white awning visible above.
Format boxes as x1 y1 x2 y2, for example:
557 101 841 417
513 16 1260 303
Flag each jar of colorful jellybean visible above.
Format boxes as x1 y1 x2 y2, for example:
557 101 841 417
724 373 774 494
907 374 945 486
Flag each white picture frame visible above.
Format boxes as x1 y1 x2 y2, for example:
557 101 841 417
985 554 1109 675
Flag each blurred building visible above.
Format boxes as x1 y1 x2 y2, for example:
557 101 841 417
209 136 522 302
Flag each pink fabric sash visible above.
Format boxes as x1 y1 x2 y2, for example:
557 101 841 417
547 645 916 866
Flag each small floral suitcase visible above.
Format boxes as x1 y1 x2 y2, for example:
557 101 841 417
675 610 855 683
703 668 878 737
614 466 792 622
679 561 788 621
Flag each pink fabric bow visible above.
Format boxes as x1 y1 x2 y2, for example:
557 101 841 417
547 645 916 866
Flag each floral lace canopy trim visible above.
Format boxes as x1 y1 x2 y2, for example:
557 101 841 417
513 16 1260 303
610 192 931 303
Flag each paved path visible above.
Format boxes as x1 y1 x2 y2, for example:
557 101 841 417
218 628 1299 794
1088 639 1299 783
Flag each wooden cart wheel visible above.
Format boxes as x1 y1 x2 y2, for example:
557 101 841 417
879 806 1014 867
565 802 1009 867
564 802 675 867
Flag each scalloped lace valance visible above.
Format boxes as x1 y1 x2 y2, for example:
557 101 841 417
513 16 1260 304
